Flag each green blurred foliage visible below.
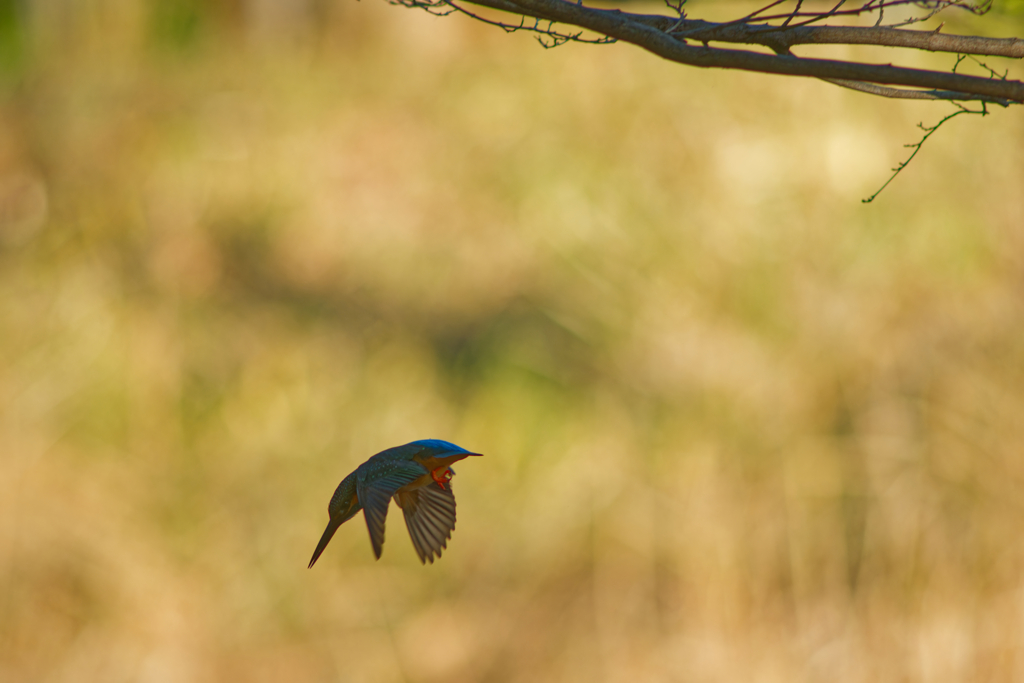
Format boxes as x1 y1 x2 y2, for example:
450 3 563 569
997 0 1024 16
1 1 1023 682
151 0 210 50
0 0 26 73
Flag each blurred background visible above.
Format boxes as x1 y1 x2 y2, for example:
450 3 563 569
2 0 1024 681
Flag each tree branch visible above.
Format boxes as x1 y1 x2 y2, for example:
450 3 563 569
651 20 1024 59
822 78 1005 102
438 0 1024 103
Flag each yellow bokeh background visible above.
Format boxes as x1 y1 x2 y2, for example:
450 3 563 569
2 1 1024 681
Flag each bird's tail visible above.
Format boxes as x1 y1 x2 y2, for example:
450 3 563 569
308 517 343 568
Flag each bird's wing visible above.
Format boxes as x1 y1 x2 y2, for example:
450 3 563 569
356 461 428 559
394 481 457 564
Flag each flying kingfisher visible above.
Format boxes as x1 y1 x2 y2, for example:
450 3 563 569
308 439 482 566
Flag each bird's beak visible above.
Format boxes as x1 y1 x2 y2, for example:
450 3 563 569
438 451 483 466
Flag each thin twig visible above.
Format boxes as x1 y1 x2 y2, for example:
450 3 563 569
782 0 806 28
862 103 987 203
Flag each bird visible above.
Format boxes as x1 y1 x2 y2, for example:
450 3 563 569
308 439 482 567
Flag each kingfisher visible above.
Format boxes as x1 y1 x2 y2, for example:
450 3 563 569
308 439 482 566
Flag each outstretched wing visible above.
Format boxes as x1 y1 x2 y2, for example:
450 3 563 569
356 460 429 559
394 481 457 564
